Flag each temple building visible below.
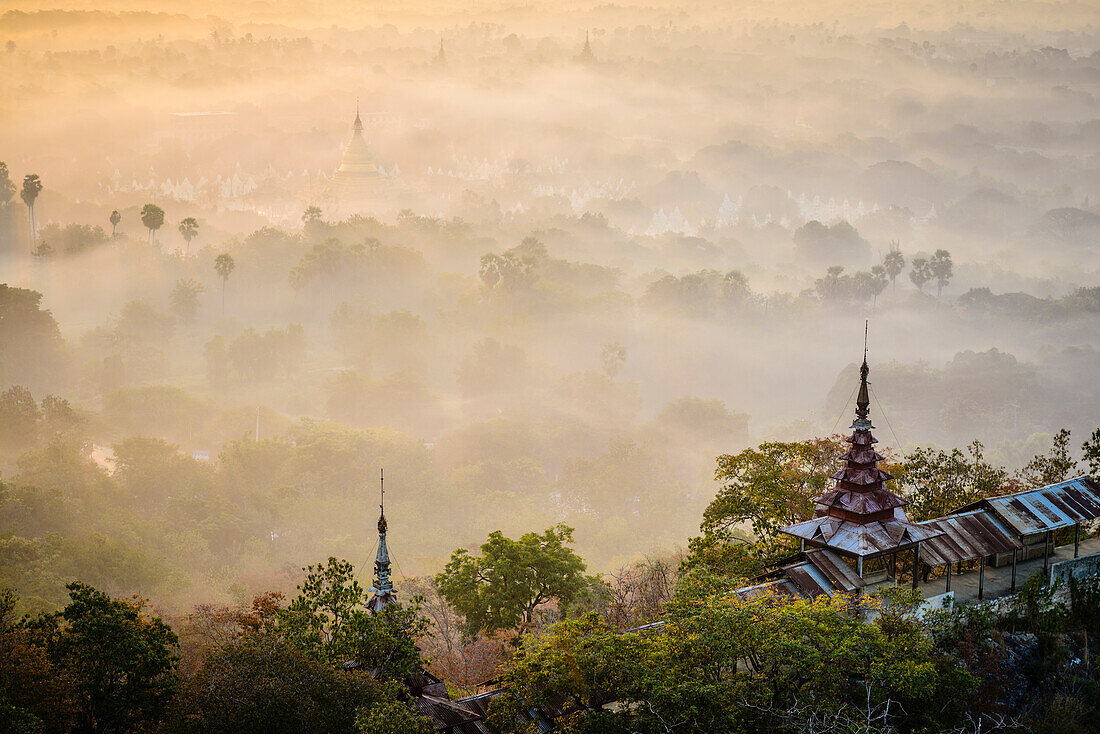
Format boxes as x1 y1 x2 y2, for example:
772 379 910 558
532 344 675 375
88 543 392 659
328 105 389 210
364 474 567 732
741 347 1100 605
576 31 596 63
780 355 942 581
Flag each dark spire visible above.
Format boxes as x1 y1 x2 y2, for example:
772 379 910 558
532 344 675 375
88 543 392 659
368 468 394 613
578 29 595 62
853 320 871 429
353 98 363 134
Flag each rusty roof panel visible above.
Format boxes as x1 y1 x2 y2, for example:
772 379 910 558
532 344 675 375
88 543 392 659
782 564 830 598
734 578 804 602
960 476 1100 535
783 516 943 558
804 548 865 591
916 509 1020 566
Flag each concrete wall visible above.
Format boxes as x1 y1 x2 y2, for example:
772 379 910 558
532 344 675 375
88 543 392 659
1049 551 1100 585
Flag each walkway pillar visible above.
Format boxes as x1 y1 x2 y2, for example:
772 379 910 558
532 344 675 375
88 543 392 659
1075 524 1080 558
911 543 920 590
1043 530 1051 579
978 555 985 600
1010 547 1017 591
945 562 951 593
857 555 863 579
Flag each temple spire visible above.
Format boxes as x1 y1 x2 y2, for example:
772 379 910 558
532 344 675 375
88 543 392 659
353 99 363 133
853 321 871 429
368 468 394 612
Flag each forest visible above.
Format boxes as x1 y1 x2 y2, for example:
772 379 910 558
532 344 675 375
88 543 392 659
1 0 1099 730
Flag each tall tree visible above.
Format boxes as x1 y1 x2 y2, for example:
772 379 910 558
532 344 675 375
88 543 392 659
1019 428 1077 487
276 557 428 679
908 256 932 293
35 582 178 733
109 209 121 237
883 245 905 295
436 524 587 638
869 264 889 307
214 253 235 315
177 216 199 254
1083 427 1100 477
140 203 165 246
687 438 843 576
20 174 42 251
928 248 953 298
169 278 205 323
0 161 15 205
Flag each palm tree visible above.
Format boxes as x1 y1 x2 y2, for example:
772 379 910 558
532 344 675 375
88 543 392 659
109 210 121 237
178 217 199 255
883 245 905 295
869 264 888 308
214 253 235 315
909 257 932 293
929 249 953 298
20 174 42 251
140 204 165 246
169 278 205 323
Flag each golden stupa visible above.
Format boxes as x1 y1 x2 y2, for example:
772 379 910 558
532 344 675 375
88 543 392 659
330 104 386 203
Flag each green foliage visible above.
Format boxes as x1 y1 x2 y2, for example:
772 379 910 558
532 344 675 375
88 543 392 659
355 695 434 734
289 237 425 292
436 525 587 638
1018 428 1078 487
29 582 178 733
140 203 165 244
688 438 841 574
793 219 869 264
641 268 754 318
0 285 66 387
178 633 385 734
494 588 976 734
19 174 42 208
169 279 205 323
214 252 235 281
35 223 108 256
929 248 953 296
177 217 199 249
896 440 1010 521
0 161 15 205
1084 427 1100 476
229 324 306 379
0 386 41 452
277 557 428 680
909 256 932 292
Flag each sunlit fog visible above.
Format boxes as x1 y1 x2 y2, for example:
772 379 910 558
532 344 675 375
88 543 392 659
1 0 1098 612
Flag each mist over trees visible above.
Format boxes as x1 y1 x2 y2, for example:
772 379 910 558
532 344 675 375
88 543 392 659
0 0 1099 729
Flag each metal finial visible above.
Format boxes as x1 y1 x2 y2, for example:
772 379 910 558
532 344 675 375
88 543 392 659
377 468 387 534
855 321 871 425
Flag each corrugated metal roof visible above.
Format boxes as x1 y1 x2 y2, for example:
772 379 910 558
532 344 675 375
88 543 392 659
783 515 943 557
781 561 834 598
733 577 805 601
414 694 483 727
960 476 1100 535
804 548 866 591
915 509 1020 566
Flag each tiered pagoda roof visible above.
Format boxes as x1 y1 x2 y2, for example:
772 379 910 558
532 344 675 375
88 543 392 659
782 356 941 559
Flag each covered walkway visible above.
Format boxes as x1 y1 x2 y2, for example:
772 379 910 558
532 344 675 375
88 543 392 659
915 535 1100 604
